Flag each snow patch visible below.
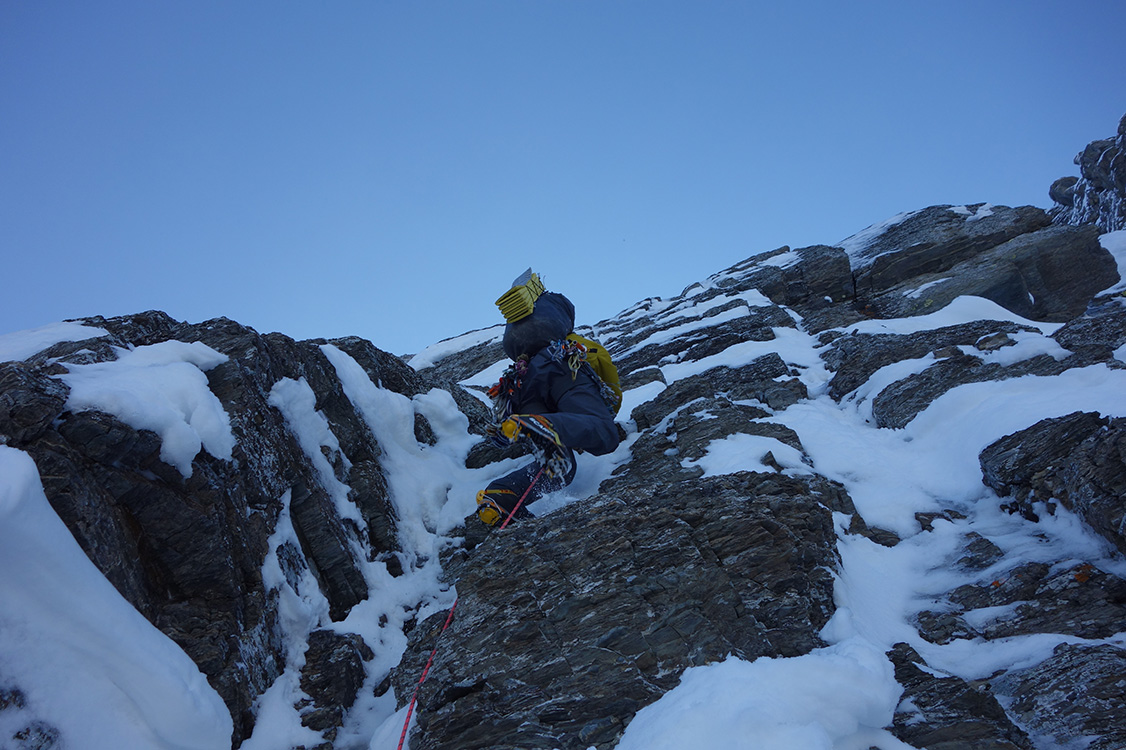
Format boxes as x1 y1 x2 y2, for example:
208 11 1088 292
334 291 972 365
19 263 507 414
0 321 109 362
682 432 811 477
460 357 510 388
240 492 331 750
972 330 1071 367
408 325 504 371
617 638 911 750
1097 229 1126 296
949 203 995 222
620 303 750 357
660 326 824 386
788 364 1126 538
758 249 802 269
56 341 234 477
837 295 1063 337
0 446 233 749
837 209 924 269
903 278 948 300
268 377 363 525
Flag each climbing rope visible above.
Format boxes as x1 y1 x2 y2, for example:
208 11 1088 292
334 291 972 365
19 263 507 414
395 467 545 750
499 466 544 530
395 599 457 750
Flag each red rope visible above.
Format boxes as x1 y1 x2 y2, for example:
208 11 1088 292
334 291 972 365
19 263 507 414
395 466 545 749
499 466 545 530
396 599 458 750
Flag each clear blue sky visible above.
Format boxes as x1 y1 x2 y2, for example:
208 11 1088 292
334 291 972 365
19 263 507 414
2 1 1124 356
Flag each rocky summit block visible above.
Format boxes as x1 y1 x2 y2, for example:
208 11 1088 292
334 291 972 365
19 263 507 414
1051 112 1126 233
393 472 841 750
847 204 1052 299
866 224 1116 323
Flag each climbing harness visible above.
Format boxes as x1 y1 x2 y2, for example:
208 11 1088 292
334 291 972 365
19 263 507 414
486 356 575 480
395 468 545 750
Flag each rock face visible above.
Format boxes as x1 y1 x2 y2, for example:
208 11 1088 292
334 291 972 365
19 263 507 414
992 643 1126 750
1051 112 1126 232
980 411 1126 555
4 114 1126 750
394 473 842 749
888 643 1032 750
399 186 1124 748
0 311 479 745
848 204 1052 299
398 196 1123 747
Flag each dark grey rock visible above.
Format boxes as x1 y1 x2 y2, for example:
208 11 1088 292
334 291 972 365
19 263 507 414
631 352 803 431
0 362 68 444
956 533 1004 571
1052 300 1126 366
288 481 369 620
298 630 375 737
1051 112 1126 232
848 204 1052 298
870 351 1072 429
868 224 1117 323
0 687 62 750
10 723 61 750
606 300 794 378
618 365 665 391
4 119 1126 749
991 643 1126 750
408 327 506 387
612 310 788 378
0 311 431 744
917 560 1126 645
980 412 1126 555
822 320 1036 401
1049 175 1079 207
711 244 854 309
888 643 1032 750
394 472 841 750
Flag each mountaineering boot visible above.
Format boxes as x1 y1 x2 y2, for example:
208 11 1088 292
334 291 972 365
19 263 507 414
494 414 574 478
476 487 521 526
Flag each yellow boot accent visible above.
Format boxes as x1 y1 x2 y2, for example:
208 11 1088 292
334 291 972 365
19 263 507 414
476 488 517 526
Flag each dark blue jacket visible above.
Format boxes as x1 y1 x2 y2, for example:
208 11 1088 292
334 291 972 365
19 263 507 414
502 292 620 456
512 351 620 456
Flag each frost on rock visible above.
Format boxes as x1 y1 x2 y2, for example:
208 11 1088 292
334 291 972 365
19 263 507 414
1050 112 1126 233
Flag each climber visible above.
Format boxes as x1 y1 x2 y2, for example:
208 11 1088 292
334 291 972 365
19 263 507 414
476 270 621 525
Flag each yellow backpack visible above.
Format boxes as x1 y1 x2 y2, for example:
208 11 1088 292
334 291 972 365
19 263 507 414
567 333 623 414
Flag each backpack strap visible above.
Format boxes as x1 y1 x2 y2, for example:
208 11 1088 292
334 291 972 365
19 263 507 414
546 337 621 415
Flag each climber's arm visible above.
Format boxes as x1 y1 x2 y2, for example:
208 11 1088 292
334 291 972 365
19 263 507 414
544 368 620 456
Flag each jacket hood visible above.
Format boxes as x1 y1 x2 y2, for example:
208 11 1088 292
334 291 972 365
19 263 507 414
502 292 575 360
